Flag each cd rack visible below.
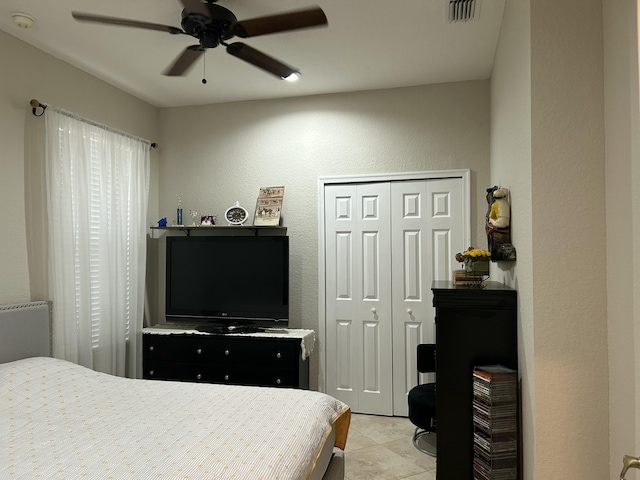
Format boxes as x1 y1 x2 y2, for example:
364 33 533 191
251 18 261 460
472 365 518 480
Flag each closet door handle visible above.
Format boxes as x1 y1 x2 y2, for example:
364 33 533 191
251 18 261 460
371 308 377 314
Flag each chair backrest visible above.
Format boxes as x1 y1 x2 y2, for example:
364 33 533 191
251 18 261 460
417 343 436 374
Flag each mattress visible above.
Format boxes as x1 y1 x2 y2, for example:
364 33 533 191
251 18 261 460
0 356 350 479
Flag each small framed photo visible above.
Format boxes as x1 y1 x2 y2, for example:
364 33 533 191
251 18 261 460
253 186 284 226
200 215 216 226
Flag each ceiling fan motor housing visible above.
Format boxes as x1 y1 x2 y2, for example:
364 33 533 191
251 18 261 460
181 4 236 48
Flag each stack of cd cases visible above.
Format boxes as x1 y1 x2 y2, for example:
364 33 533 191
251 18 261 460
472 365 518 480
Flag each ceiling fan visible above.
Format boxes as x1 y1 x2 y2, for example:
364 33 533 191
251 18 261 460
72 0 328 80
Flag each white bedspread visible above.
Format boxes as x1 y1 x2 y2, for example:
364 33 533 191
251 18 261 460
0 357 350 479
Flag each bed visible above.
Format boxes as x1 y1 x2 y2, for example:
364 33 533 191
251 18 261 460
0 302 350 480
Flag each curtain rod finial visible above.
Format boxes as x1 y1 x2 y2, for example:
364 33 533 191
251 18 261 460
29 99 47 117
150 142 158 150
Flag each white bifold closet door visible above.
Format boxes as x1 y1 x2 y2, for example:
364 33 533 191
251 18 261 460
324 178 464 416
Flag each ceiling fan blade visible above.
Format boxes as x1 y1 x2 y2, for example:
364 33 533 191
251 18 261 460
163 45 205 76
179 0 211 18
72 12 184 34
233 6 327 38
226 42 298 79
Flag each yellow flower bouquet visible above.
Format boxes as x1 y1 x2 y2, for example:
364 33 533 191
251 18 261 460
455 247 491 276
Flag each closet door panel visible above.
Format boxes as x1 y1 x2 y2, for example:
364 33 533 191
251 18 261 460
356 183 392 415
403 230 422 300
325 182 392 415
429 184 464 283
325 185 360 408
335 319 354 391
391 178 464 416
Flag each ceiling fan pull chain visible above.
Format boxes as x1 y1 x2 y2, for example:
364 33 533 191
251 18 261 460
202 52 207 84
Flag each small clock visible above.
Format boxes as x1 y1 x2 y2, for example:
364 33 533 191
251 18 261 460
225 201 248 225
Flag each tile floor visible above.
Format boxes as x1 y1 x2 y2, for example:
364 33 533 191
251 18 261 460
344 413 436 480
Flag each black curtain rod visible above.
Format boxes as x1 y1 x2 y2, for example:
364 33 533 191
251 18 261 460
29 99 158 150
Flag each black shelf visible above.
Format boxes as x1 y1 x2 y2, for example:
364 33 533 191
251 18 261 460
150 225 287 236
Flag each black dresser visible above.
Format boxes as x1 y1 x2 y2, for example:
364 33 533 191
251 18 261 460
432 281 518 480
142 328 312 389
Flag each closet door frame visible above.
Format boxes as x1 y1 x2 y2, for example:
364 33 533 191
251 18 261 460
317 170 471 392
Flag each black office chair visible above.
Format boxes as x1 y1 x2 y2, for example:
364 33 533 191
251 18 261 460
407 343 437 456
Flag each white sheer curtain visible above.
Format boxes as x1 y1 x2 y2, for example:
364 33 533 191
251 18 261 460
45 109 150 378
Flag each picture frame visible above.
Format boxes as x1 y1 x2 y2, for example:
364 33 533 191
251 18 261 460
253 186 284 226
200 215 216 226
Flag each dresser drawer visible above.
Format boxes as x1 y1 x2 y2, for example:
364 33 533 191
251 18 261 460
144 334 214 363
144 360 217 383
214 366 297 388
214 338 298 367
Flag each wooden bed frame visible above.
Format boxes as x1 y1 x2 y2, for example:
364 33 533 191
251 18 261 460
0 301 345 480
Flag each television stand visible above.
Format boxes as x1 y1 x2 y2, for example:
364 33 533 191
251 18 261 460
142 326 313 389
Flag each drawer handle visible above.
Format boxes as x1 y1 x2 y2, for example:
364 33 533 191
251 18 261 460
276 378 282 385
224 349 230 356
224 374 230 381
196 348 202 355
149 370 154 376
149 346 154 352
276 352 282 359
196 374 202 380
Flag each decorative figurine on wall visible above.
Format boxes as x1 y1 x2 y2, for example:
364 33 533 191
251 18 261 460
485 186 517 261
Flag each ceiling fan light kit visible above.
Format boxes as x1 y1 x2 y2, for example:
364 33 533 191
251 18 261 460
71 0 327 80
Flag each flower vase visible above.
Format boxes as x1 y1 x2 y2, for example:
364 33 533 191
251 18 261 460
464 257 490 276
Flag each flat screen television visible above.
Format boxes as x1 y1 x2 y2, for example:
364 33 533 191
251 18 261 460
165 235 289 331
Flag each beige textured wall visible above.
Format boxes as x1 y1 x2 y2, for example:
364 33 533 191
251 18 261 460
604 0 640 477
489 0 534 477
0 30 159 305
493 0 615 478
155 81 491 387
531 1 608 478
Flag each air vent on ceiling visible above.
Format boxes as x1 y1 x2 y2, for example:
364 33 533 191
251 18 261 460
447 0 481 23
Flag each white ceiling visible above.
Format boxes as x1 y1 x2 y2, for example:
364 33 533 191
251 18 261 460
0 0 506 108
